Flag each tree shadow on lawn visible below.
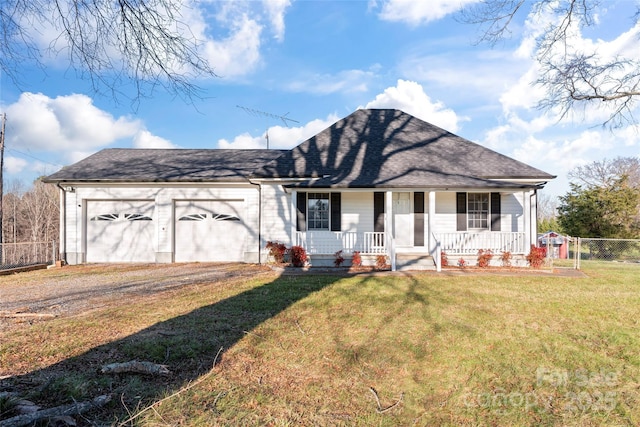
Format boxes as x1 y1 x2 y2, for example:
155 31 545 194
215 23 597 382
0 272 340 425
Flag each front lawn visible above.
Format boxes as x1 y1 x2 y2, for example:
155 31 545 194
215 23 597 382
1 264 638 426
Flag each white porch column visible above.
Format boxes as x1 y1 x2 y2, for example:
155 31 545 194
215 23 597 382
428 191 436 256
530 190 538 249
523 190 531 251
385 191 396 271
290 190 297 247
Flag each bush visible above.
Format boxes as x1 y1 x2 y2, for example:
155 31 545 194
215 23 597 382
266 241 287 263
289 245 308 267
477 249 493 268
441 251 449 267
526 245 547 268
351 251 362 267
457 258 467 268
375 254 388 270
334 250 345 267
500 251 512 267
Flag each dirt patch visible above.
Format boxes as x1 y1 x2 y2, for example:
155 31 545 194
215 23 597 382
0 263 272 332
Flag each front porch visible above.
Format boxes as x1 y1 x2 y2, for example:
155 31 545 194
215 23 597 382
287 188 537 271
293 230 528 270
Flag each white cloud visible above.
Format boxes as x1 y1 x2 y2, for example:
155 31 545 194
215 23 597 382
376 0 480 25
202 14 264 78
186 0 293 78
263 0 292 41
218 115 339 149
4 92 173 175
133 130 177 149
363 79 463 132
399 49 531 105
6 93 140 151
285 68 377 95
5 156 28 174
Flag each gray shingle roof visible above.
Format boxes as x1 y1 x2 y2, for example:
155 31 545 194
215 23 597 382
45 109 555 189
255 109 555 188
44 148 288 183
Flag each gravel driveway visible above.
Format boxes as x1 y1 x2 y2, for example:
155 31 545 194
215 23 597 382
0 263 273 331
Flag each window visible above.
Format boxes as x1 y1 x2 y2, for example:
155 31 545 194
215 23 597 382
124 213 152 221
179 213 207 221
307 193 330 230
90 213 119 221
467 193 489 229
212 213 240 221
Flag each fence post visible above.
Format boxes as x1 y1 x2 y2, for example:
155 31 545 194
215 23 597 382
576 237 581 270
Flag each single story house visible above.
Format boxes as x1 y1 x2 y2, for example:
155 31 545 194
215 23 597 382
45 108 555 270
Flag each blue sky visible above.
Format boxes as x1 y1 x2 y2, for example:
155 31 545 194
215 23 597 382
1 0 639 198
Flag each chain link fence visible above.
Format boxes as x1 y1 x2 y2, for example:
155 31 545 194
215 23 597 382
0 241 57 271
538 237 640 269
570 238 640 269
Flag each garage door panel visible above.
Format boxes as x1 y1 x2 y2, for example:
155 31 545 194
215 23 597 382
87 200 155 263
174 200 246 262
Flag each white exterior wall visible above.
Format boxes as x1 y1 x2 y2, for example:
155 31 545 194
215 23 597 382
62 184 260 264
501 192 525 232
434 191 525 233
342 192 374 233
260 183 292 246
434 192 457 232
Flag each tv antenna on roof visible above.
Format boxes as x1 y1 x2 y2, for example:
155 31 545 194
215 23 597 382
236 105 299 149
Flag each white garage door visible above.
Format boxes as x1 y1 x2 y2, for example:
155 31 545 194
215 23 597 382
174 200 246 262
86 200 156 263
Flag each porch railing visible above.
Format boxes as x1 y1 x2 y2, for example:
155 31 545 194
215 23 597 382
435 232 527 255
295 231 386 255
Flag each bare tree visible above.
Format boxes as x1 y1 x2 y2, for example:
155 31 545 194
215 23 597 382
460 0 640 127
537 192 558 220
1 179 25 243
567 156 640 189
22 179 60 243
0 0 218 104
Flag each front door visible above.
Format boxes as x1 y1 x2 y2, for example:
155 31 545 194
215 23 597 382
393 192 412 247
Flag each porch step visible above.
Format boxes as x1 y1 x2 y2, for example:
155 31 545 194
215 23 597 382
396 253 436 271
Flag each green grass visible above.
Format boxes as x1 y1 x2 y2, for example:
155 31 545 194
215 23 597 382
1 264 639 426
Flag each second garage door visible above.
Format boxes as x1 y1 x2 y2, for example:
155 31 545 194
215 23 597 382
174 200 246 262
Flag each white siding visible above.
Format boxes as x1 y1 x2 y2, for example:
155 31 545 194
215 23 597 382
434 192 457 233
501 192 524 232
261 184 291 246
342 192 373 233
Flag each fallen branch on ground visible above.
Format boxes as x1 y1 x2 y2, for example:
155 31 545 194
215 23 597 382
369 387 404 413
101 361 171 376
0 395 111 427
116 347 223 426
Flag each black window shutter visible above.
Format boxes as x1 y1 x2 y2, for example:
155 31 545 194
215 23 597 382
330 192 341 231
456 192 467 231
374 192 385 232
414 192 425 246
296 192 306 232
491 192 501 231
